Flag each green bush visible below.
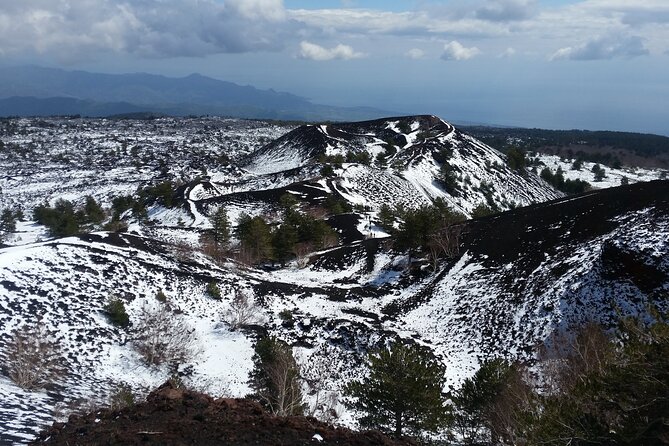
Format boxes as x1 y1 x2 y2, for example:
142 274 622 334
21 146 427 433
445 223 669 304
109 383 136 410
506 147 527 171
155 289 167 303
206 281 222 300
471 204 496 219
320 164 335 177
104 296 130 327
278 309 294 323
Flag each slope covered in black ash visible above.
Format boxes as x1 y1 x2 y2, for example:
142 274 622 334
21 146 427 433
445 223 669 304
390 180 669 376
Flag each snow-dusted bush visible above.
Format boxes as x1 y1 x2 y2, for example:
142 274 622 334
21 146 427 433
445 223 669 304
132 304 200 367
2 322 66 390
222 289 261 330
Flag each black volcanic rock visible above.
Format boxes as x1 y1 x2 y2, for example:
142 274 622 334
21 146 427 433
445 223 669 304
32 382 415 446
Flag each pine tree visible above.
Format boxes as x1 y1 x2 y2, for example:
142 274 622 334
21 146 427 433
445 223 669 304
84 195 105 224
451 358 521 444
344 341 449 438
236 214 273 262
0 208 17 241
272 223 298 266
209 206 231 247
506 147 527 171
377 204 395 232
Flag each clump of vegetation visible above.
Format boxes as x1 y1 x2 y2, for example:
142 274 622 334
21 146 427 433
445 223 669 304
155 289 168 303
234 201 339 266
109 383 136 411
505 147 527 171
249 337 304 416
393 198 466 260
540 167 591 194
236 214 274 263
397 120 412 134
209 206 231 248
445 311 669 445
223 290 261 330
318 153 345 168
3 322 66 390
320 164 335 177
104 295 130 327
438 163 460 195
132 304 200 367
466 126 669 161
34 199 80 237
323 196 352 215
206 281 222 300
592 163 607 182
33 196 109 237
345 150 372 165
137 180 179 208
471 203 497 218
377 204 396 231
278 309 294 326
0 207 20 241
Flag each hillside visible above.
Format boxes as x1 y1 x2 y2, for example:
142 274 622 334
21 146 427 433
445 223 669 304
0 180 666 442
243 115 561 216
0 116 667 443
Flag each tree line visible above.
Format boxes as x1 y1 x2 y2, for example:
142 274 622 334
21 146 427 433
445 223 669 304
204 194 339 266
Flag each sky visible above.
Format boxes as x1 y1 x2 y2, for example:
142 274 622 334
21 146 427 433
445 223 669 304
0 0 668 134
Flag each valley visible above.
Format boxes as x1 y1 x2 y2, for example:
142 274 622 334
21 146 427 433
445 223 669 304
0 115 667 444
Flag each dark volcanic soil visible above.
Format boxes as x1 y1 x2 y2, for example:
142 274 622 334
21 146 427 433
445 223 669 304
32 382 414 446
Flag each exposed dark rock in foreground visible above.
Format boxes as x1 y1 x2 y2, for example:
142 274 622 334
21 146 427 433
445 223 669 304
32 382 413 446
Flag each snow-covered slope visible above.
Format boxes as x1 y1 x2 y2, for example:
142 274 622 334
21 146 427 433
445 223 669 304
1 116 667 443
532 152 668 188
243 115 561 216
1 180 667 443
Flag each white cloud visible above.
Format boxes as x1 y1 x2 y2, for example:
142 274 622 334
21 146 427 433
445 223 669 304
0 0 293 62
225 0 286 22
441 41 481 61
0 0 666 68
405 48 425 59
288 8 507 39
580 1 669 26
475 0 536 22
498 47 517 58
550 35 649 61
298 41 365 61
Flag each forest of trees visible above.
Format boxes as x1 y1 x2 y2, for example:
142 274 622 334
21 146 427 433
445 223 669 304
464 126 669 160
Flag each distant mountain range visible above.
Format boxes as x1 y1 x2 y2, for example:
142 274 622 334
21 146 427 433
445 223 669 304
0 65 394 121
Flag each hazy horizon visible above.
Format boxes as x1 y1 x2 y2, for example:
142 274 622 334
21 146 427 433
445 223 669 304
0 1 667 135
